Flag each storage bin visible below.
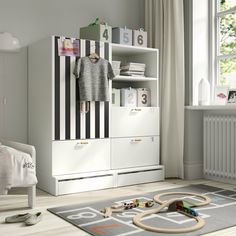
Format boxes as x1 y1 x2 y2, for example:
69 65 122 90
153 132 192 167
132 29 147 47
137 88 151 107
113 69 120 77
112 27 132 45
80 24 112 43
120 87 137 107
112 88 120 107
112 60 121 70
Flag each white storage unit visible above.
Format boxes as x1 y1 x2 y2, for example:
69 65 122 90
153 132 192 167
111 44 162 186
28 36 164 196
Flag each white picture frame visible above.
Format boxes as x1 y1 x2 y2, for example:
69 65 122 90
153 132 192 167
214 86 228 105
227 89 236 104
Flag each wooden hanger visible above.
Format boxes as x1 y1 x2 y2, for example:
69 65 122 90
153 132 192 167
89 52 99 59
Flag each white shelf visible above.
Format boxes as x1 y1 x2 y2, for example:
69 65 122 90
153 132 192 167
185 105 236 110
112 43 158 56
113 75 157 82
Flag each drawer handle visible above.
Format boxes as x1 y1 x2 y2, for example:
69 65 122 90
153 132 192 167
131 139 142 143
79 141 89 145
131 108 142 112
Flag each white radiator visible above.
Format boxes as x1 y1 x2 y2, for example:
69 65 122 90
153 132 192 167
204 115 236 181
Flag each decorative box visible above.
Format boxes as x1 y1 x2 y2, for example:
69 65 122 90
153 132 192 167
80 24 112 43
137 88 151 107
120 88 137 107
112 61 121 70
113 69 120 77
112 88 120 107
132 29 147 47
112 27 132 45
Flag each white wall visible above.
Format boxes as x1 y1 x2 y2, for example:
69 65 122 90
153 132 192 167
0 0 144 142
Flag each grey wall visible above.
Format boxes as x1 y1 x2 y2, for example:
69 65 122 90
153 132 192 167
0 0 144 142
0 0 144 47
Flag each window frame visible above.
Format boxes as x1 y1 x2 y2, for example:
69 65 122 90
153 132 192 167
214 0 236 87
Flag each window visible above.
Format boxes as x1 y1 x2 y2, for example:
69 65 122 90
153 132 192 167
215 0 236 87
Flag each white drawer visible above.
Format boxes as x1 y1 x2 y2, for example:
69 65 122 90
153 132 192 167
57 174 114 195
111 107 159 137
117 168 164 187
52 139 110 175
111 136 159 169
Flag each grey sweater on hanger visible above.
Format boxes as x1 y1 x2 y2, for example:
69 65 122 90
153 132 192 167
73 57 114 101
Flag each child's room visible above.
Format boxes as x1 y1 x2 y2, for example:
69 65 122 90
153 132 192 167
0 0 236 235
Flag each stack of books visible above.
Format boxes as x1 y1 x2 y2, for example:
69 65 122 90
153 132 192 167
120 62 146 77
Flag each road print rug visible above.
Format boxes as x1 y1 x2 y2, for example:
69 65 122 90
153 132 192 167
48 184 236 236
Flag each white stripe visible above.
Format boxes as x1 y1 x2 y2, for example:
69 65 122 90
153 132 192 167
100 41 104 59
60 56 66 140
90 102 95 139
70 56 76 140
100 42 106 138
100 102 105 138
90 40 95 54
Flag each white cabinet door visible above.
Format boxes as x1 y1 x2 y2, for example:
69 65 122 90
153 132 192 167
52 139 110 175
111 107 159 137
111 136 159 169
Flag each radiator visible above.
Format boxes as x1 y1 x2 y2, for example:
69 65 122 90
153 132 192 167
203 115 236 181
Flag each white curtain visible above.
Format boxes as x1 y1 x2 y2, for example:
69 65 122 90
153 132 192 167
145 0 185 178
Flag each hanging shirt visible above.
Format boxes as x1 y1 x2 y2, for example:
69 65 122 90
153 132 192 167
73 56 115 101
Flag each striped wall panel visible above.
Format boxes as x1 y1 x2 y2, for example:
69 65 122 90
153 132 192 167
54 36 110 140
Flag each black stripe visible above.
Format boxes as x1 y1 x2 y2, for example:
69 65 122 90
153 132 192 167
104 42 109 60
95 101 100 138
86 40 90 56
95 41 100 56
86 103 91 139
65 56 71 139
104 101 109 138
76 78 81 139
54 36 60 140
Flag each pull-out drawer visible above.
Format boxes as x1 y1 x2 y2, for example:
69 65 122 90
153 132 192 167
52 139 110 175
111 107 159 137
111 136 159 169
57 174 114 195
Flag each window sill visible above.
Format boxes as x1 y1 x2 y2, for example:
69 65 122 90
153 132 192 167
185 105 236 110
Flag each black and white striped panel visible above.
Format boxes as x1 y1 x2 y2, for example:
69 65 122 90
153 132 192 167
54 36 110 140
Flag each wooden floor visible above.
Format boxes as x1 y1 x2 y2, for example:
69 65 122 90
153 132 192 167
0 179 236 236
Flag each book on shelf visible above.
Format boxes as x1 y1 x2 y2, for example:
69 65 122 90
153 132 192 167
120 71 145 76
120 62 146 71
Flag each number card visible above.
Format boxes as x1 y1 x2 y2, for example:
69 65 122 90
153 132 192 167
112 27 132 45
132 29 147 47
137 88 151 107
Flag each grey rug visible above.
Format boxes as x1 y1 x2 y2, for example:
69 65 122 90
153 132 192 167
48 184 236 236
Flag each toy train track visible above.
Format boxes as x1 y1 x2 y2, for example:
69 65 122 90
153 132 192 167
101 192 211 234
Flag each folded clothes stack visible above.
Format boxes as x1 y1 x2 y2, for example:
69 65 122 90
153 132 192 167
120 62 146 77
